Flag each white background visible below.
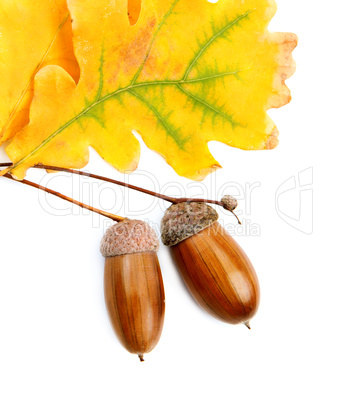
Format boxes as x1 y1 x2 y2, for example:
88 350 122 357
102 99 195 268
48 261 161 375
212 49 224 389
0 0 349 401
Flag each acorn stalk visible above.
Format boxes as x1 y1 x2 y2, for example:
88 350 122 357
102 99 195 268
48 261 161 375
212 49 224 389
101 219 165 361
161 202 259 326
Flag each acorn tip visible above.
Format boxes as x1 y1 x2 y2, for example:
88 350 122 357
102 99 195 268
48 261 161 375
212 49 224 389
244 321 251 330
138 354 145 362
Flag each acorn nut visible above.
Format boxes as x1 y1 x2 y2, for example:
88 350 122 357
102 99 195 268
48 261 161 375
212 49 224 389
101 219 165 361
161 202 260 327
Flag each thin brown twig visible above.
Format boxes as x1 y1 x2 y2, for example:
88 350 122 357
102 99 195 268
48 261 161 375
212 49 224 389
0 161 240 215
3 173 125 222
1 162 241 223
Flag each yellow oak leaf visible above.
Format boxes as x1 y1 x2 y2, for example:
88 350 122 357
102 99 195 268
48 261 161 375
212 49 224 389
3 0 297 180
0 0 79 145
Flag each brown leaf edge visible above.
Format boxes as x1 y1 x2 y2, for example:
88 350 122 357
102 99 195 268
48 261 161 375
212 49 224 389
264 32 298 150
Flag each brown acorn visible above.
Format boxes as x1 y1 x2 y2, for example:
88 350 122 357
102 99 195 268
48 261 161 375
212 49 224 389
161 202 259 327
100 219 165 361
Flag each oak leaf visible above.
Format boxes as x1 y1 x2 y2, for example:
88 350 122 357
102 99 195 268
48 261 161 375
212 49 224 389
0 0 79 146
3 0 297 180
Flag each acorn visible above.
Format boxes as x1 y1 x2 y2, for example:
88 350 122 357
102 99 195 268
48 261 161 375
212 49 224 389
100 219 165 361
161 201 259 327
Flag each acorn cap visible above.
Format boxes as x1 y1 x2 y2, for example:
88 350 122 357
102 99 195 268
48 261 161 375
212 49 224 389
161 202 219 246
100 219 159 257
221 195 238 211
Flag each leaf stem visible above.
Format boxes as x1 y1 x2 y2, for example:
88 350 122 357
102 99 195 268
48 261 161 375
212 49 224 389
2 171 125 222
0 162 241 223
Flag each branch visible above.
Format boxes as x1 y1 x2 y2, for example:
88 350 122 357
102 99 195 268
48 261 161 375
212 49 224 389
0 162 241 223
3 173 125 222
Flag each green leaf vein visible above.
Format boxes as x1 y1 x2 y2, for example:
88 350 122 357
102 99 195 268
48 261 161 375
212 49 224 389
128 89 186 149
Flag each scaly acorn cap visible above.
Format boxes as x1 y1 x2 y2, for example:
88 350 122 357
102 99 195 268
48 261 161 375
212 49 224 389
221 195 238 211
161 202 219 246
100 219 159 257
